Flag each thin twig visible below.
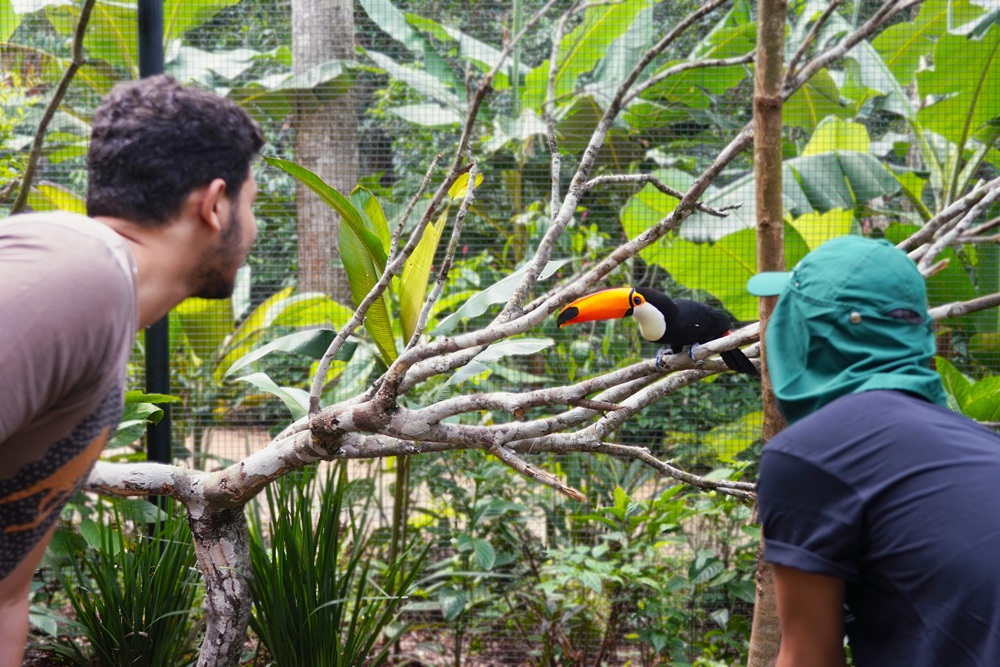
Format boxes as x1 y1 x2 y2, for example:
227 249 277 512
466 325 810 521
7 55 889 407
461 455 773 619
401 158 478 354
919 188 1000 271
623 53 755 106
11 0 97 213
388 152 444 260
962 215 1000 239
489 443 586 501
545 2 583 220
584 173 741 217
901 176 1000 253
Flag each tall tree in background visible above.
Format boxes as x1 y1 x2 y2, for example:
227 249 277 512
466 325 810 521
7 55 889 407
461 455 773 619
292 0 357 298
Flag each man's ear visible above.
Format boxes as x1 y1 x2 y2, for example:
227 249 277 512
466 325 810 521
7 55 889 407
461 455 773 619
199 178 229 233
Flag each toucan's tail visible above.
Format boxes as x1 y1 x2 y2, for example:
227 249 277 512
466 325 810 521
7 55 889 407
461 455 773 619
720 349 758 376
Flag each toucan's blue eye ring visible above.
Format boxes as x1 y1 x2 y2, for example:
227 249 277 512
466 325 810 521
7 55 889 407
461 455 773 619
633 296 641 306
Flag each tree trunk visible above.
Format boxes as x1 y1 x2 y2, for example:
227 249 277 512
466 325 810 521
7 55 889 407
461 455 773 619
292 0 357 299
190 506 254 667
748 0 788 665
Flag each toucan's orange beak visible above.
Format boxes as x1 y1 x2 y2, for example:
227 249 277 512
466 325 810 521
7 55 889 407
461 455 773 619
557 288 635 327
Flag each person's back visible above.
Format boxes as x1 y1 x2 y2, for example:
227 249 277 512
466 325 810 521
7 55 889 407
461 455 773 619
759 389 1000 665
748 236 1000 665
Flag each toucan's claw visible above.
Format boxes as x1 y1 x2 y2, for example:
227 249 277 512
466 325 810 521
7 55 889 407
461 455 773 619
687 343 703 363
654 347 676 371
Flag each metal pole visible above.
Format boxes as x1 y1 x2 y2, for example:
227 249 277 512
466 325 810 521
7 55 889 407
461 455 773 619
137 0 170 468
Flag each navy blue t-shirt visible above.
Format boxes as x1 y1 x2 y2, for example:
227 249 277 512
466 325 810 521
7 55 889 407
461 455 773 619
758 390 1000 665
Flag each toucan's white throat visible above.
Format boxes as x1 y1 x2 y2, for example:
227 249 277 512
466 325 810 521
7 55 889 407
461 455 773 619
632 303 666 342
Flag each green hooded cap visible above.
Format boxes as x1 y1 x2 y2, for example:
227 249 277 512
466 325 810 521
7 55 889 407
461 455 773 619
747 236 946 424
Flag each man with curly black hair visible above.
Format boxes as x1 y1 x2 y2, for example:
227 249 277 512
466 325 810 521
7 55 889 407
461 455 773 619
0 75 263 664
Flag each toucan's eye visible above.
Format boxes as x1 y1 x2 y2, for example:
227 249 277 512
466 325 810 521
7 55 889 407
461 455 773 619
633 296 641 306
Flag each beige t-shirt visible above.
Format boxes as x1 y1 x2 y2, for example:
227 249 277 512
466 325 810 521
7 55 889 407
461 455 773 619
0 212 137 578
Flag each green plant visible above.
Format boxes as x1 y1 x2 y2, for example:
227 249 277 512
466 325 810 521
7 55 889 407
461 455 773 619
247 462 425 666
40 499 201 666
515 484 757 667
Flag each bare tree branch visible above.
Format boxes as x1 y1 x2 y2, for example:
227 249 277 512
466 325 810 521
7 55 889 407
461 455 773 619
584 173 742 217
785 0 845 81
10 0 97 213
902 176 1000 253
918 187 1000 271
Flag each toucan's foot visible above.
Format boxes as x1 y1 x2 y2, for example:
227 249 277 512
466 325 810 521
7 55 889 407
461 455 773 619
655 347 676 371
688 343 704 364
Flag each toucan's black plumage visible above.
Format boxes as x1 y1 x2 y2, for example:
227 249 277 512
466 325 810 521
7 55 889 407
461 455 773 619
557 286 758 376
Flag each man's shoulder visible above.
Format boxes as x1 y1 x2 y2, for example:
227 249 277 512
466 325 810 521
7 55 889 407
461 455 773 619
1 212 135 292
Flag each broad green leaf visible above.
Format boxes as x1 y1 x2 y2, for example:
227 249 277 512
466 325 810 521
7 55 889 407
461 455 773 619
11 0 71 12
593 6 654 87
167 45 256 84
917 25 1000 148
358 0 458 89
400 210 446 342
704 411 763 463
447 338 554 386
214 290 346 384
437 589 466 622
638 226 810 321
788 152 901 213
339 218 397 365
1 0 20 41
79 519 120 555
521 0 648 109
271 295 354 329
322 352 377 403
175 296 235 364
935 356 973 407
448 172 484 201
365 49 462 111
350 186 391 255
963 375 1000 420
25 183 86 214
783 69 852 130
618 167 695 234
124 390 181 405
404 15 530 89
872 0 978 83
555 94 644 166
228 60 354 119
265 157 387 269
791 0 914 118
236 372 308 420
690 0 753 59
641 16 754 105
791 209 854 251
431 259 573 335
641 58 748 105
621 153 897 242
471 538 496 571
48 0 138 71
389 104 462 127
225 328 357 377
954 3 1000 39
802 117 870 156
163 0 240 43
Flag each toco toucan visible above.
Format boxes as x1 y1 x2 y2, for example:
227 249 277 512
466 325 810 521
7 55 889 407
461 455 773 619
556 286 758 376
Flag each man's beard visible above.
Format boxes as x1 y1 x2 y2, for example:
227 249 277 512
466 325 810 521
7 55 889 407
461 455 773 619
192 208 244 300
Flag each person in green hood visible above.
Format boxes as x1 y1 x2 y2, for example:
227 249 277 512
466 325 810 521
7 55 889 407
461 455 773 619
748 236 1000 667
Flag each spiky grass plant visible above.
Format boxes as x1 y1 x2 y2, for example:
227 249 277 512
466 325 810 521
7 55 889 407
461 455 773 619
46 498 201 666
248 462 423 666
